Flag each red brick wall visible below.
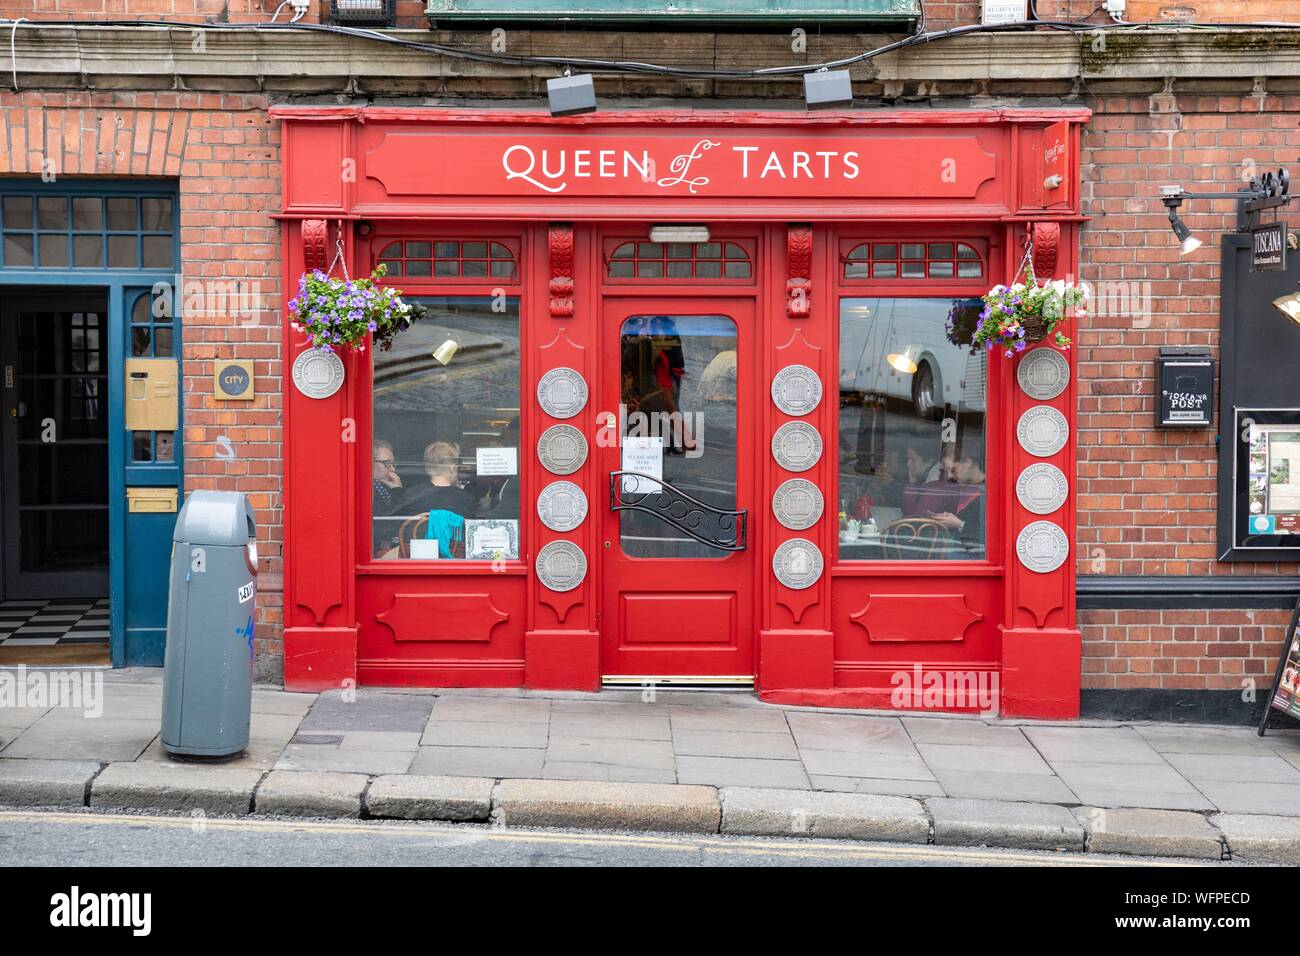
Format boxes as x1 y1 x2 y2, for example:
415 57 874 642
1081 608 1291 693
0 91 285 671
1075 92 1300 580
1074 92 1300 690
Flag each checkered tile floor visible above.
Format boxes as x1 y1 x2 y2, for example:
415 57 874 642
0 599 110 646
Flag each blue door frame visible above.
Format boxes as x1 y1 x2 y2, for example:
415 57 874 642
0 180 182 666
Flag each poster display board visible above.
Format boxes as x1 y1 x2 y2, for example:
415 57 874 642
1260 591 1300 735
1231 409 1300 551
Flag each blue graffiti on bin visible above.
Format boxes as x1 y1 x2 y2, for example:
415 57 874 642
237 615 254 661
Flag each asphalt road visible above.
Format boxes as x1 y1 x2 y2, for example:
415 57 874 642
0 809 1207 867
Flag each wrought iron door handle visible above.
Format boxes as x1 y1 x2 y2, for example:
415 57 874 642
609 470 747 552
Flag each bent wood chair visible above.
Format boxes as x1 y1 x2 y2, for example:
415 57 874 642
880 517 952 561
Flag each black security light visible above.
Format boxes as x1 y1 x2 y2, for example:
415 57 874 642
1159 191 1203 256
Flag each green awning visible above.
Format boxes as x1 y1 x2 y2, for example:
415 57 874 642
426 0 919 27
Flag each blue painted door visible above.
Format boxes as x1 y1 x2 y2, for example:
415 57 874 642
116 284 183 667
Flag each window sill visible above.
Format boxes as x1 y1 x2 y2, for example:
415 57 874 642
356 560 529 576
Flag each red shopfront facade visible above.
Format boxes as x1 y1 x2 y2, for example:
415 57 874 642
275 106 1089 719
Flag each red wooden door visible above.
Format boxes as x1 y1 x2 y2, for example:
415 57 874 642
598 296 756 679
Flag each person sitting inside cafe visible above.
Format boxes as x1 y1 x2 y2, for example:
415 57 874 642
372 438 406 556
930 451 986 556
403 440 480 558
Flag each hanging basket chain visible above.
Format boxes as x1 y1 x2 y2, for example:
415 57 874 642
326 221 350 281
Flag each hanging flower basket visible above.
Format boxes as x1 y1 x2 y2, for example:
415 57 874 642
970 258 1087 358
288 264 424 354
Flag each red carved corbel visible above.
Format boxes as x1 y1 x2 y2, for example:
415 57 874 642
548 223 575 318
786 224 812 318
1030 221 1060 279
302 219 329 272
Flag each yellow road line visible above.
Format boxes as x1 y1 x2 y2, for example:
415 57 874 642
0 810 1195 866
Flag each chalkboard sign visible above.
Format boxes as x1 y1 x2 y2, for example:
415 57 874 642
1259 589 1300 735
1156 348 1214 428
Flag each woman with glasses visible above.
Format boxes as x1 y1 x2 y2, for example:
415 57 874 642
372 439 405 555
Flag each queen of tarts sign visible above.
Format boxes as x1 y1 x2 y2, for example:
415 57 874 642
365 133 998 199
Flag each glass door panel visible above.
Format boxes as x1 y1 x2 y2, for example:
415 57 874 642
618 314 738 559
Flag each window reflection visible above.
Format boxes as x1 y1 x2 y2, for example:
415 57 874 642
619 314 737 559
371 296 520 561
838 297 987 561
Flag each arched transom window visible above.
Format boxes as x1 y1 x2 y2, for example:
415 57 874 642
606 239 752 280
843 241 984 280
375 239 518 280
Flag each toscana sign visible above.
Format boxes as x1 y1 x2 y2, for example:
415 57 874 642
366 132 998 200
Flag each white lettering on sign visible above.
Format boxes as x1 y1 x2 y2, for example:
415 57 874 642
503 144 654 193
237 581 254 604
502 140 870 194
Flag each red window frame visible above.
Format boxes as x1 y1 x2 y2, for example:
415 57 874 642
356 225 529 576
830 228 1003 574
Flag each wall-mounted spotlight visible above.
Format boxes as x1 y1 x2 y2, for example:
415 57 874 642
1159 170 1291 256
547 69 597 117
1273 289 1300 326
1159 186 1204 256
804 68 853 111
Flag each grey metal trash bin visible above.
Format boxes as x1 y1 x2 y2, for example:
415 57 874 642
161 490 258 758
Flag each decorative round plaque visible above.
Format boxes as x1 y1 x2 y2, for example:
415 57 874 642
1016 406 1070 458
1017 347 1070 401
772 538 824 590
771 421 823 473
1016 520 1070 574
537 367 588 420
536 540 587 592
537 481 588 533
291 349 345 400
772 479 824 531
1015 463 1069 516
537 424 588 476
771 365 823 417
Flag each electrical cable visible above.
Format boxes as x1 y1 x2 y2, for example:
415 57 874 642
1 13 1299 81
8 16 24 91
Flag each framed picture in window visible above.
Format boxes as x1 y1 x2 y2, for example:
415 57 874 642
465 518 519 560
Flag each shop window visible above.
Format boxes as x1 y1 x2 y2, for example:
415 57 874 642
0 190 176 270
375 239 517 280
838 297 987 562
371 295 521 562
842 241 983 280
605 240 752 281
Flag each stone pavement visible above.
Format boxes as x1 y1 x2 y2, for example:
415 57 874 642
2 668 1299 861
